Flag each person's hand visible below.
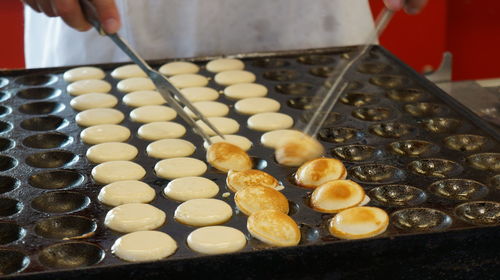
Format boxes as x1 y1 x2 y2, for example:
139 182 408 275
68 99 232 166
23 0 121 33
383 0 428 14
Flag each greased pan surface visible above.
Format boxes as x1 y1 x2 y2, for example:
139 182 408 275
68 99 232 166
0 46 498 279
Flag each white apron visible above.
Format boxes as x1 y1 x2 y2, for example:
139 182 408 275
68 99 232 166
24 0 374 68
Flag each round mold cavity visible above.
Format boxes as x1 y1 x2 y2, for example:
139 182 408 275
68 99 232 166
0 176 19 194
391 208 452 232
0 137 14 152
369 122 413 139
14 74 57 86
490 174 500 190
252 58 289 68
466 153 500 172
421 118 461 134
318 127 360 143
443 134 488 152
350 164 405 184
297 55 334 65
288 200 300 216
287 96 313 110
331 144 379 162
263 70 298 81
388 140 438 157
18 101 65 115
0 198 22 217
29 170 84 189
370 75 407 89
309 66 335 78
346 81 364 91
39 242 104 269
352 107 391 121
0 105 11 117
0 249 29 275
0 92 10 102
408 159 463 178
16 87 61 100
0 222 25 245
23 133 71 149
454 201 500 226
34 216 97 240
20 116 66 131
369 185 426 207
386 88 424 102
357 62 392 74
0 155 17 171
0 78 8 89
301 111 340 127
26 151 77 168
340 92 376 107
251 157 268 170
275 82 313 95
32 191 90 214
0 121 13 134
299 223 320 244
429 179 489 201
404 102 445 117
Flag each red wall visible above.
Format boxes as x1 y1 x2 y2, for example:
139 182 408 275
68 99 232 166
2 1 500 81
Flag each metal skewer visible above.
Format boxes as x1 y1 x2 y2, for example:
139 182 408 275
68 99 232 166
79 0 224 145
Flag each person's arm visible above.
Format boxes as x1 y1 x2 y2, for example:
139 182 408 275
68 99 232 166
384 0 428 14
22 0 120 33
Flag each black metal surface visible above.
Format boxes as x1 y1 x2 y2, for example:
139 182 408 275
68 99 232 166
0 45 498 279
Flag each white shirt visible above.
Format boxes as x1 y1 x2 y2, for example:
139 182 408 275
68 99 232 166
25 0 374 68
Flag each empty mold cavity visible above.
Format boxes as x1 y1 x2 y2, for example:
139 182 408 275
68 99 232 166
0 137 14 152
287 97 313 110
0 250 29 275
301 111 340 127
263 70 298 81
421 118 461 134
275 82 313 95
340 92 376 107
370 75 407 89
34 216 97 240
251 157 268 170
0 176 19 194
0 121 12 134
309 66 335 78
14 74 57 86
404 102 446 117
253 58 289 68
0 92 9 102
299 223 320 244
0 155 17 171
466 153 500 172
318 127 360 143
29 170 84 189
386 88 424 102
351 107 391 121
443 134 488 152
26 151 77 168
369 185 426 207
350 164 405 184
331 144 379 162
297 55 334 65
31 191 90 213
23 132 71 149
0 198 22 217
388 140 438 157
408 159 463 178
0 106 11 117
369 122 413 138
429 179 489 201
20 116 66 131
357 62 392 74
490 174 500 190
16 87 61 100
454 201 500 226
39 242 104 269
391 208 452 232
18 101 65 115
0 222 25 245
0 78 8 88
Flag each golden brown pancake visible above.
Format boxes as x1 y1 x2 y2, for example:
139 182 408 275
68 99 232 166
247 210 300 247
310 180 365 213
206 142 252 173
235 185 289 216
295 157 347 189
226 169 279 192
329 206 389 239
